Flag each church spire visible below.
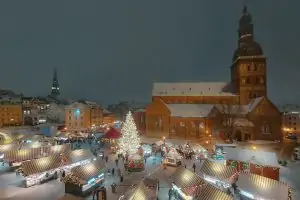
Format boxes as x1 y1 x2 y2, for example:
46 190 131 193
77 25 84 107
238 4 253 40
51 68 60 97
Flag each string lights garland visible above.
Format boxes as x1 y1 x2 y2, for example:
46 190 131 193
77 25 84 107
118 111 141 156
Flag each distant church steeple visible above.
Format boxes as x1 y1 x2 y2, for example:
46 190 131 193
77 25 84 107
51 68 60 97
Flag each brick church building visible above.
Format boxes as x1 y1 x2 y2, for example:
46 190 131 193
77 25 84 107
145 6 282 141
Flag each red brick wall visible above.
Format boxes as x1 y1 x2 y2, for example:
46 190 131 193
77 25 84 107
133 111 146 134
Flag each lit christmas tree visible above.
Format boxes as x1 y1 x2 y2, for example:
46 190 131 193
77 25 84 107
118 111 141 155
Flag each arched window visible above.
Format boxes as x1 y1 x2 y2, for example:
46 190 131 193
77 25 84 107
246 78 251 84
260 123 271 134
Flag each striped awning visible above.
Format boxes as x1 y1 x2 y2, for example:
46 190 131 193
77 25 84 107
0 144 20 153
236 172 289 200
200 160 236 180
171 167 206 196
122 182 157 200
21 154 64 176
196 184 233 200
70 159 105 183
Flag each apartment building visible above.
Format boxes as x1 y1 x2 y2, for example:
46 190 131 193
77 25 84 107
65 101 103 132
0 102 23 127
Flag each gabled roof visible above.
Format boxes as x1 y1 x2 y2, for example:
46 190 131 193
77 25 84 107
152 82 236 97
199 160 236 180
122 182 157 200
236 172 289 200
166 104 214 118
197 184 233 200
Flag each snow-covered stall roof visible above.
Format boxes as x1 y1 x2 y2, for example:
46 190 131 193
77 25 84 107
224 148 278 167
236 172 289 200
166 148 182 160
152 82 236 96
166 104 214 118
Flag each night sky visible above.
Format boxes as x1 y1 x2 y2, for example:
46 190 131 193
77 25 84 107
0 1 298 105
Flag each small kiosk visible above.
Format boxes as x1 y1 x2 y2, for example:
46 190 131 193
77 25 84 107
170 167 205 199
120 181 157 200
190 144 208 160
19 149 95 187
126 154 144 172
199 159 235 190
64 159 105 197
141 144 152 157
164 147 182 167
4 143 71 167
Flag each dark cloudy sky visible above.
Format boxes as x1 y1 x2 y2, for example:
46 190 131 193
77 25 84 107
0 1 298 105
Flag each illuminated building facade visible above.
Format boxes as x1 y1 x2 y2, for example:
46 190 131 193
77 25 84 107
146 6 282 141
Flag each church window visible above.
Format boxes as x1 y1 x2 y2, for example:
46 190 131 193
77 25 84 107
180 122 185 127
259 77 264 84
199 122 204 129
241 78 246 84
248 92 252 99
191 122 196 128
260 123 271 134
247 65 251 71
256 77 260 84
246 78 251 84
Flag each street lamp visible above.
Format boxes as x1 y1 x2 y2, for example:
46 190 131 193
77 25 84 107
252 146 256 150
162 136 166 144
209 134 212 144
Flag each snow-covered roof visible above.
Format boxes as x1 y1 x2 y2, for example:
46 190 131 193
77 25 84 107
166 104 214 117
215 97 264 115
152 82 236 96
236 172 289 200
224 148 278 167
233 118 254 127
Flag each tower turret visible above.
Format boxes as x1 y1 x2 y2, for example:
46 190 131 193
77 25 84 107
51 68 60 97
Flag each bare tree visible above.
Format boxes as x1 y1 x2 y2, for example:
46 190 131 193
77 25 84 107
213 103 249 142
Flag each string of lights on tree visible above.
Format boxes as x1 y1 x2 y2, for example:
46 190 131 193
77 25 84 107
118 111 141 156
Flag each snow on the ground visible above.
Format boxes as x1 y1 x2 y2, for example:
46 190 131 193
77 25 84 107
247 140 280 144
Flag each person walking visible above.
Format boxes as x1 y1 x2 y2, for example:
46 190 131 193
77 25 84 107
192 163 196 172
105 156 108 163
112 168 115 176
115 158 119 166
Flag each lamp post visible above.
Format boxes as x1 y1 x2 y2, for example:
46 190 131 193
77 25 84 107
209 134 212 144
162 136 166 145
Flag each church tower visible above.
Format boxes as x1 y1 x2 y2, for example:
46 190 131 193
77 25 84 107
231 5 267 105
51 68 60 97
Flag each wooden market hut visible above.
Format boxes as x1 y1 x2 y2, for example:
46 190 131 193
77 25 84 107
4 144 71 166
235 172 290 200
171 167 233 199
19 149 95 187
121 182 157 200
63 159 105 196
224 148 280 180
197 184 233 200
199 159 236 188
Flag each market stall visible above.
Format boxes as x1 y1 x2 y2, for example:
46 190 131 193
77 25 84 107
0 144 20 161
141 144 152 157
102 128 121 143
63 159 105 197
4 144 71 167
199 159 235 189
170 167 206 200
164 147 182 166
235 171 290 200
120 181 157 200
190 144 208 160
125 154 144 172
193 184 233 200
19 149 95 187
